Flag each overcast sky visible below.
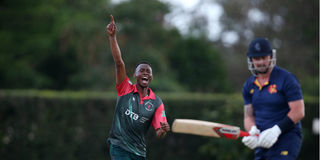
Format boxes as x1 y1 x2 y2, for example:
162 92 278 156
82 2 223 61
110 0 266 45
159 0 223 41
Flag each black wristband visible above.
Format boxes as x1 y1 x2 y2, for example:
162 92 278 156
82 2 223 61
277 116 295 133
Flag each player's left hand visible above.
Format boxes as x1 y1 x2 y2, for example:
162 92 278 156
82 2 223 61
156 122 170 138
160 122 170 132
258 125 281 148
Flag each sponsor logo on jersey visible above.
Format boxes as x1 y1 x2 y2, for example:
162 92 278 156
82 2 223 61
125 109 139 120
250 88 254 94
280 150 288 156
268 84 277 94
139 117 149 123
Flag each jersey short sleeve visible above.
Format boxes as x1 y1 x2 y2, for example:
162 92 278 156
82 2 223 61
283 73 303 102
242 81 252 105
116 77 134 96
151 103 167 130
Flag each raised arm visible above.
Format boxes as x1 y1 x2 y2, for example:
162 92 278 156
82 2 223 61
107 15 127 85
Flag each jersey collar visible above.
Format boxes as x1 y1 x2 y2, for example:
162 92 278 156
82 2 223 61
133 84 156 100
252 66 278 90
254 78 269 90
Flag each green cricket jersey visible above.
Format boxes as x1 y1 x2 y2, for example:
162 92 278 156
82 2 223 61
108 77 167 157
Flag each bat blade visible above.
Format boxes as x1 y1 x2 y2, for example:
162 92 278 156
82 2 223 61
172 119 249 140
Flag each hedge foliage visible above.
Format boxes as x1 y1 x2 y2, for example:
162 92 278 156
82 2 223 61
0 90 318 160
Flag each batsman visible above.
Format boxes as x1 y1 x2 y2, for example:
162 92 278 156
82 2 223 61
241 38 305 160
106 15 170 160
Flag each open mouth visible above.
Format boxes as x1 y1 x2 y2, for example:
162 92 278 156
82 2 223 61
141 77 149 83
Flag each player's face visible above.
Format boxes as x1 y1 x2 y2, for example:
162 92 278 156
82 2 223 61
252 55 272 74
134 64 153 88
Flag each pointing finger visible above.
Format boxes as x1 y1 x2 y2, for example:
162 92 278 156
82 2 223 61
110 14 114 23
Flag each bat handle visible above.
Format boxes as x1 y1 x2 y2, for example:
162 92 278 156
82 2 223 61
239 130 259 137
239 130 250 137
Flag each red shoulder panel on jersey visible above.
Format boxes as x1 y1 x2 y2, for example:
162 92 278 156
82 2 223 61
151 103 167 130
116 77 134 96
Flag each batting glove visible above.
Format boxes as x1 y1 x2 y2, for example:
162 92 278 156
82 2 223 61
258 125 281 148
242 126 260 150
249 125 260 135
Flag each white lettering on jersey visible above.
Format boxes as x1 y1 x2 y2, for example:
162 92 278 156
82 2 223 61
125 109 139 120
139 117 149 123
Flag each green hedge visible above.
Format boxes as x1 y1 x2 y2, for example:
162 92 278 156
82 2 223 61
0 90 318 160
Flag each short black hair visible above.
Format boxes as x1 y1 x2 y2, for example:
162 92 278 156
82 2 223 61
135 61 152 69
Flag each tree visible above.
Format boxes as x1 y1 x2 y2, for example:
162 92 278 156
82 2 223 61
168 37 230 92
0 0 232 92
0 0 110 89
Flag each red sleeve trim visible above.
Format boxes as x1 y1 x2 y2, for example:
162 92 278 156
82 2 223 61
152 103 167 130
116 77 134 96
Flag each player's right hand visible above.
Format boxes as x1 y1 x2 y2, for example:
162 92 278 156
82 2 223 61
249 125 260 135
242 136 259 149
242 125 260 149
107 15 117 37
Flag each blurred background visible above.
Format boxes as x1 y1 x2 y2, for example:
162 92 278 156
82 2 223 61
0 0 318 159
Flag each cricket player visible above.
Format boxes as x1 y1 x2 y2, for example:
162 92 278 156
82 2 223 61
106 15 170 160
241 38 305 160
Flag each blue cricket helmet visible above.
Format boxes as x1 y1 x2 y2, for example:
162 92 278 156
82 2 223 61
247 38 277 76
247 38 273 58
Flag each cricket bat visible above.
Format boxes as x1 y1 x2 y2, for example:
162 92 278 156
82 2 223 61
172 119 251 140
